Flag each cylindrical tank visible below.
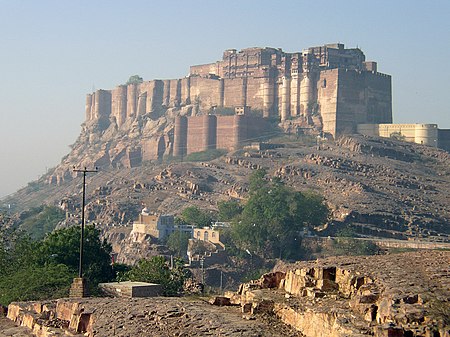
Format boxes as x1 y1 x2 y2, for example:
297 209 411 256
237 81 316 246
173 116 188 157
415 124 438 147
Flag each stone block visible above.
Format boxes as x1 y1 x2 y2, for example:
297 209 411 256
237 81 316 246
69 277 88 298
98 281 163 298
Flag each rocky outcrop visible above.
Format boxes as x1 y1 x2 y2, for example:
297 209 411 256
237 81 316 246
7 297 303 337
218 251 450 337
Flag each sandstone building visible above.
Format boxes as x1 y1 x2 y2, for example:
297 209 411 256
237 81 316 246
131 208 193 240
84 43 392 140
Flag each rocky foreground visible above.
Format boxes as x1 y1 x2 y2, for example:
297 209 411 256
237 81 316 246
4 250 449 337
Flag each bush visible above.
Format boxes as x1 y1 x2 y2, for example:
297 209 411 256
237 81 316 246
180 206 214 228
121 256 191 296
184 149 227 162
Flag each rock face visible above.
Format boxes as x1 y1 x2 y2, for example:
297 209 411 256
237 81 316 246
224 250 450 337
7 297 303 337
13 133 450 244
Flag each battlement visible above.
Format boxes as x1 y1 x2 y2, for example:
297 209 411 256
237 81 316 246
84 44 392 138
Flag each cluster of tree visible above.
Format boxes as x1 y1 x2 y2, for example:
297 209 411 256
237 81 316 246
0 222 193 305
173 169 330 260
118 256 190 296
0 225 113 306
125 75 143 85
227 169 330 259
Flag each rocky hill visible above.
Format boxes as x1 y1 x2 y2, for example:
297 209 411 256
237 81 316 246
4 130 450 242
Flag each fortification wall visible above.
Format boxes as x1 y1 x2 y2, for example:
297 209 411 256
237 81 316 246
111 86 127 126
190 62 219 77
363 71 392 124
334 69 392 135
356 123 439 147
83 45 392 140
173 116 188 157
438 129 450 152
318 69 339 136
141 135 167 161
216 116 237 150
189 77 221 110
223 78 246 107
186 115 217 154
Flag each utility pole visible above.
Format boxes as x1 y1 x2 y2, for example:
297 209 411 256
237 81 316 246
69 167 98 298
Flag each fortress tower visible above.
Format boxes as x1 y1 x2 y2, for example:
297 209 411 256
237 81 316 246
84 43 392 139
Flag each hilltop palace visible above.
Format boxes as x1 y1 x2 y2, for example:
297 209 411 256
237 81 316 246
83 43 449 159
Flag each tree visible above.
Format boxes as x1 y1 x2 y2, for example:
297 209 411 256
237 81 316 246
180 206 213 228
126 75 143 85
0 224 115 305
121 256 191 296
165 231 191 258
38 224 114 288
231 170 329 259
217 200 242 221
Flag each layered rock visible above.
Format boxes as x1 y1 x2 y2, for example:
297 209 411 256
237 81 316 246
220 250 450 337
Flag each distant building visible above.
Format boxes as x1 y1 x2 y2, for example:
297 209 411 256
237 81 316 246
357 123 450 151
131 208 193 240
193 227 224 248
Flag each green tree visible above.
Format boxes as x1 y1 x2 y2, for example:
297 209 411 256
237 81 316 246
0 229 73 306
180 206 213 228
126 74 143 85
122 256 190 296
0 224 115 305
38 224 114 288
217 200 242 221
231 170 329 259
165 231 191 257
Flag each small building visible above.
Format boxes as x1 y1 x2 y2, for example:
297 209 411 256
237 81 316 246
193 227 224 248
131 208 193 240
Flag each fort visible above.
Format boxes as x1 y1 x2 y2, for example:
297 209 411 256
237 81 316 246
84 43 392 141
59 43 448 180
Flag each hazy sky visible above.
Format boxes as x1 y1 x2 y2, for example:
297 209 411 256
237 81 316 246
0 0 449 198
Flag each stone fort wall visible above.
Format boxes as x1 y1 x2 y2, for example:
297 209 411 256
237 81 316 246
85 43 392 138
173 115 269 156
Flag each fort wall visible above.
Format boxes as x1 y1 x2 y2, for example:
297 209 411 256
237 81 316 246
437 129 450 152
357 123 439 147
84 44 393 139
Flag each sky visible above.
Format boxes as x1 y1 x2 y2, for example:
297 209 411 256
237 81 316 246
0 0 449 199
